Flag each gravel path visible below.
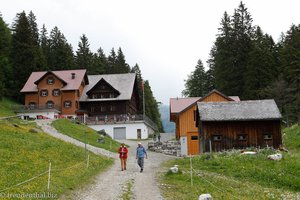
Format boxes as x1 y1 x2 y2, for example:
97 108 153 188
37 120 174 200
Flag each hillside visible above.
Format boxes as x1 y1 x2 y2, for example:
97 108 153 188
0 98 18 118
160 125 300 199
159 104 175 133
0 100 113 198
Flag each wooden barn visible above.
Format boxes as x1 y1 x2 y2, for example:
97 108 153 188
170 89 240 155
196 100 282 153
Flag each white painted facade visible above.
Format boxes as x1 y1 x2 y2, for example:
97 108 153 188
180 136 188 156
19 110 60 120
89 121 155 139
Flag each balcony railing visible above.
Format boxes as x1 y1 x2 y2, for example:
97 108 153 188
79 114 158 131
13 105 62 113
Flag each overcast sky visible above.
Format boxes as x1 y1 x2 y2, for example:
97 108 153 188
1 0 299 105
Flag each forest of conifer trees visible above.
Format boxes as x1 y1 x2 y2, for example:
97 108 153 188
0 11 163 131
183 2 300 126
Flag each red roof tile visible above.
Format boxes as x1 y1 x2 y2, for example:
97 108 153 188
170 97 201 113
20 69 87 92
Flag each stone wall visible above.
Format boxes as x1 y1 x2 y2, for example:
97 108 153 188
148 140 181 156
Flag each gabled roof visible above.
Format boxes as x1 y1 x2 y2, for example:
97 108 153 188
34 71 67 85
20 69 88 92
197 99 282 121
86 78 120 96
200 89 235 102
170 97 201 114
80 73 136 102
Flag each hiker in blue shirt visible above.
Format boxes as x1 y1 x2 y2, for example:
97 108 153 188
136 142 147 172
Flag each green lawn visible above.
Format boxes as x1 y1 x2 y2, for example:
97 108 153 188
52 119 121 153
160 125 300 199
0 118 113 199
0 98 19 118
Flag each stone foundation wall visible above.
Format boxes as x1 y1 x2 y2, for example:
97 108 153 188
148 140 181 156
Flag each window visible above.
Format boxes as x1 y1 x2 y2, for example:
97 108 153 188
191 136 198 140
29 102 36 109
64 101 72 108
110 105 116 112
110 93 115 98
213 135 222 141
100 85 106 90
264 133 273 140
46 101 54 109
47 77 55 85
238 134 247 141
90 107 95 112
100 105 106 112
40 90 48 97
52 89 60 96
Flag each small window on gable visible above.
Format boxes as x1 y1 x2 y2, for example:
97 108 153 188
64 101 72 108
47 77 55 85
40 90 48 97
53 89 60 96
264 133 273 140
100 85 106 90
110 93 115 98
238 134 247 141
46 101 54 109
213 135 222 141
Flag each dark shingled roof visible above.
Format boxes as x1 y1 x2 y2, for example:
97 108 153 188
197 99 282 121
80 73 136 102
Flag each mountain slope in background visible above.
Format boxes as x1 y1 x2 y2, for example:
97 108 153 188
159 104 175 133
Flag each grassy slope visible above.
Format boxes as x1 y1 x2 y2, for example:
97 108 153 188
0 118 113 199
160 125 300 199
52 119 121 153
0 98 19 117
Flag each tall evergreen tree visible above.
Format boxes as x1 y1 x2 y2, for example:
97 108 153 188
0 13 12 99
107 48 117 74
144 80 163 132
182 59 207 97
76 34 93 73
115 47 130 73
90 47 107 75
10 11 38 99
48 26 75 70
39 24 50 70
131 63 143 113
279 24 300 123
244 26 277 99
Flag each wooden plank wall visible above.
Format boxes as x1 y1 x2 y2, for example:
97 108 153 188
202 121 282 152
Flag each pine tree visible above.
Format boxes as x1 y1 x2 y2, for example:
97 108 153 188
244 26 277 99
39 24 50 70
0 13 12 99
76 34 93 73
131 63 143 113
144 80 163 132
279 24 300 123
90 48 107 75
182 59 207 97
115 47 130 73
48 26 75 70
107 48 117 74
10 11 38 99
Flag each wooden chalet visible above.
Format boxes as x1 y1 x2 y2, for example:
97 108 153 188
170 89 240 155
196 100 282 153
78 73 141 118
20 69 89 118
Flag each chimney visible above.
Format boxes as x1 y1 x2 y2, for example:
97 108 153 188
71 73 75 79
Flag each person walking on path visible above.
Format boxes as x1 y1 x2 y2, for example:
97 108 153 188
136 142 147 172
157 133 161 142
118 143 128 171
